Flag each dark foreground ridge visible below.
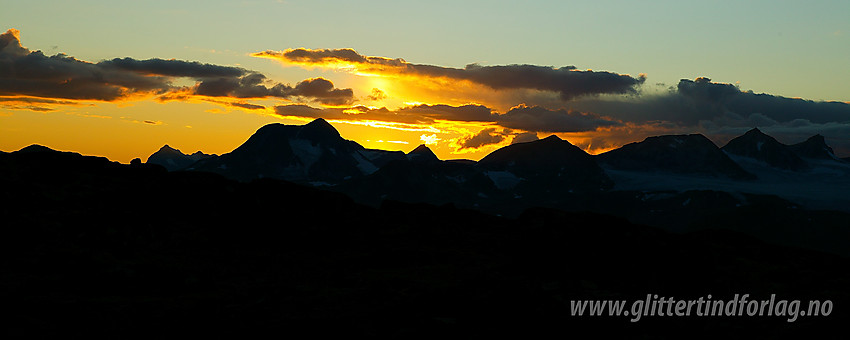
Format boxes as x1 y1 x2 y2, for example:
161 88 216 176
2 146 849 338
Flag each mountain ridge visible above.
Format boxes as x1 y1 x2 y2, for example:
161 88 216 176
597 134 755 180
146 144 215 171
3 147 849 337
114 120 850 218
721 128 808 171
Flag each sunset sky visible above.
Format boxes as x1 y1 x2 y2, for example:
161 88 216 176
2 0 849 162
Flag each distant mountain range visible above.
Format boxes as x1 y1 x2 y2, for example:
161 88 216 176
721 128 809 171
144 119 849 212
3 144 849 337
131 119 850 257
17 120 847 256
597 134 755 179
146 145 215 171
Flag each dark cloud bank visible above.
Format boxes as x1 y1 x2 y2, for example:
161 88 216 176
568 77 850 155
275 103 619 133
0 29 354 105
255 48 647 99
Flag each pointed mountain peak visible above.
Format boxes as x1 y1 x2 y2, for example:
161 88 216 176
734 127 781 144
297 118 341 141
157 144 183 154
410 144 431 153
407 144 436 157
407 144 439 162
722 128 807 170
305 117 333 129
542 135 562 141
745 127 765 135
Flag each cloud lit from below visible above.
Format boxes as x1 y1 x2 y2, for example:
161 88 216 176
252 48 646 100
0 29 355 109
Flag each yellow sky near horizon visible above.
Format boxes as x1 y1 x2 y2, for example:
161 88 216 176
0 98 533 163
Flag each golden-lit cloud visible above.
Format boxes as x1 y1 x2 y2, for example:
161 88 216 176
272 101 624 156
274 102 619 135
0 96 93 112
252 48 646 101
419 134 440 145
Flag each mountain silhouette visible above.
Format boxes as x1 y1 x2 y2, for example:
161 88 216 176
336 154 499 207
788 134 839 161
478 135 614 194
406 144 439 162
126 120 850 249
146 144 215 171
597 134 755 179
187 118 397 183
721 128 807 171
296 116 342 141
14 144 59 154
2 145 849 338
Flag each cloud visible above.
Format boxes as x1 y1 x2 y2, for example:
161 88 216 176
564 77 850 156
398 104 498 122
0 96 88 111
0 29 354 106
510 131 539 144
497 104 621 133
459 128 506 149
0 29 167 101
274 102 618 135
274 104 415 124
366 88 386 101
274 103 490 125
571 78 850 126
288 77 354 105
99 57 245 78
253 48 646 100
230 102 266 110
192 75 354 105
420 134 440 145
